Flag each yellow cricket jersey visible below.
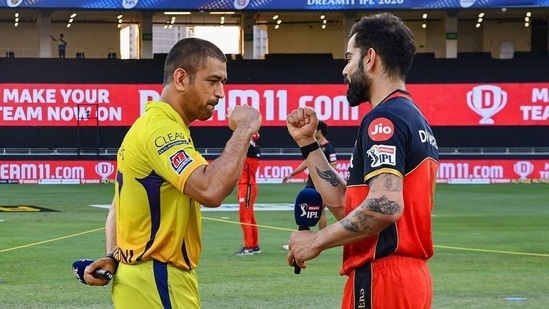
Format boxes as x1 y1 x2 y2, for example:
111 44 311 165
114 101 208 270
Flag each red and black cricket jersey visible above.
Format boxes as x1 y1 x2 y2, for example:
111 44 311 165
246 141 261 159
239 142 261 185
341 89 439 276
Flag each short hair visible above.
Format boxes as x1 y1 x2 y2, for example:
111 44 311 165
317 121 328 137
350 12 416 79
163 38 227 86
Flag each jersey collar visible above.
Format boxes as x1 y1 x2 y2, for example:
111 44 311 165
378 89 412 106
145 101 187 129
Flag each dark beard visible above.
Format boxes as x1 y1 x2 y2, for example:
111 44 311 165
346 70 371 107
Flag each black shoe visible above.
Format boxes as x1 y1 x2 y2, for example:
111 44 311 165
252 246 261 254
234 247 255 256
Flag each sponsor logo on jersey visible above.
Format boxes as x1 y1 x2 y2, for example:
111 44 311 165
368 117 394 141
366 145 396 168
418 129 438 149
155 132 190 154
170 150 193 175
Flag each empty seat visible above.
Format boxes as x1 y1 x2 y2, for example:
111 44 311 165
76 52 85 58
107 52 117 59
6 51 15 58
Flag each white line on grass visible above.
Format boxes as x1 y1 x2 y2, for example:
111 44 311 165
1 215 548 258
0 228 104 253
90 203 294 211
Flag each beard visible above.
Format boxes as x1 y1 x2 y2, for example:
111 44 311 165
346 69 371 107
199 99 219 120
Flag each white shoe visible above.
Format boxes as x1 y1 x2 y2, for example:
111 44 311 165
282 244 289 251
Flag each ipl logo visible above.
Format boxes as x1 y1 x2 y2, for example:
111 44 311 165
7 0 23 8
95 162 115 180
234 0 251 10
459 0 476 8
122 0 138 9
299 203 320 219
514 161 534 179
467 85 507 125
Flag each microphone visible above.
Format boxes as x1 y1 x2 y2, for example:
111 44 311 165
72 259 113 284
292 188 323 274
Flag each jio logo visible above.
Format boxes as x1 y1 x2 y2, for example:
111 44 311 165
367 117 394 142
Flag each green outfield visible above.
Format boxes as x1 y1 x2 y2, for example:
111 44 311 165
0 183 548 309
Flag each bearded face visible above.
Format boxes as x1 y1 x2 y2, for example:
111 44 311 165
346 64 371 107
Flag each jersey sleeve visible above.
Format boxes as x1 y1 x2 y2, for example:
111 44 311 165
145 121 208 192
323 144 337 165
360 109 409 182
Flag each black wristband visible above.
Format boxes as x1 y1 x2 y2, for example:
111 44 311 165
300 141 320 159
106 252 119 270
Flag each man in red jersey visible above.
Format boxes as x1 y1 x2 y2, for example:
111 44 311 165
285 12 439 309
234 132 262 255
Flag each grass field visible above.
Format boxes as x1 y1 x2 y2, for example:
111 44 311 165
0 183 548 308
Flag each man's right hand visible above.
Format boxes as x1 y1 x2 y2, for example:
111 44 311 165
286 107 318 147
228 105 261 134
83 257 117 286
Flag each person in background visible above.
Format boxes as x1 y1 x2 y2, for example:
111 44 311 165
50 33 67 58
234 132 261 255
83 38 261 309
281 121 337 250
285 13 439 309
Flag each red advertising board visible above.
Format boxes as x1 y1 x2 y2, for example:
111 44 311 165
1 159 548 184
1 83 548 126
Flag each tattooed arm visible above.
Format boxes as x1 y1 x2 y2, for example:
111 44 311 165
328 173 403 245
337 173 403 240
287 173 403 268
304 148 346 220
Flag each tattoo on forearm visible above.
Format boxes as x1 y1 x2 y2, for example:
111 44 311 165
339 196 400 233
363 196 400 215
340 217 361 233
368 174 402 192
315 167 341 186
340 210 380 233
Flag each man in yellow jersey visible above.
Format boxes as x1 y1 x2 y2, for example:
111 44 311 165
83 38 261 309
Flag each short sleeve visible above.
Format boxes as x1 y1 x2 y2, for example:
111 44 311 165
145 122 208 192
361 110 409 182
